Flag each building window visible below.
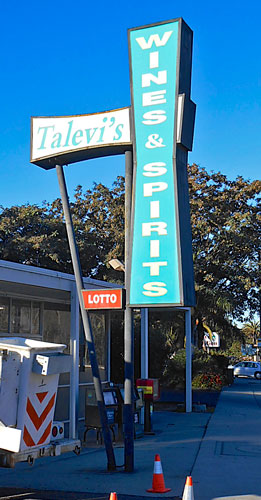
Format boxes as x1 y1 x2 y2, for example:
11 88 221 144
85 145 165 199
11 299 41 336
79 312 106 370
43 302 70 353
0 297 41 337
11 299 31 334
0 297 9 333
32 302 40 335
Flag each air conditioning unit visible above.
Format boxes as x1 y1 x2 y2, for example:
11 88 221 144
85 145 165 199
51 421 64 440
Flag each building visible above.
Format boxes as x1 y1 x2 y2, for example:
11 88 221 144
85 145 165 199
0 259 121 437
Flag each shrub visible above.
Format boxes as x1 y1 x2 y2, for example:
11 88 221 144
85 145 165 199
163 349 186 388
163 348 229 389
192 350 228 375
192 373 225 391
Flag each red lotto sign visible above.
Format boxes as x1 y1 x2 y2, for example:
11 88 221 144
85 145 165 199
82 289 125 310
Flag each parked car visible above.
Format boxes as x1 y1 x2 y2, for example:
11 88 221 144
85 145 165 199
233 361 261 379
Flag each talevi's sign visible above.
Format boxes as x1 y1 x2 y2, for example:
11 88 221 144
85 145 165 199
128 19 196 307
31 108 131 169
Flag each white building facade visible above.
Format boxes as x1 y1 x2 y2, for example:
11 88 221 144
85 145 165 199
0 259 120 437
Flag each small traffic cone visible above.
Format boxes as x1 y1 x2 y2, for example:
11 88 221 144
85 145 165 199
182 476 194 500
147 454 171 493
109 493 118 500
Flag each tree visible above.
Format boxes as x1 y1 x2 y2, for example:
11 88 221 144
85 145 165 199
188 165 260 338
0 166 259 349
0 203 71 270
242 320 260 345
0 177 126 281
70 177 125 281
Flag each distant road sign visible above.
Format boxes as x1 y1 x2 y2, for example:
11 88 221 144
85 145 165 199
82 289 125 310
204 332 220 348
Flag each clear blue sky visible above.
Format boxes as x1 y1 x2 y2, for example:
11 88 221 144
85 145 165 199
1 0 260 208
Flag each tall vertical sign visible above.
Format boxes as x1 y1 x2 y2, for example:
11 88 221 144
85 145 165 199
30 18 197 466
128 19 196 307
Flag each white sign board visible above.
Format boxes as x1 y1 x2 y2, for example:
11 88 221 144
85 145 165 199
31 107 131 169
204 332 220 348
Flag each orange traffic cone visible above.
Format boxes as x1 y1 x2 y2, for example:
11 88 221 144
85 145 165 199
147 454 171 493
109 493 118 500
182 476 194 500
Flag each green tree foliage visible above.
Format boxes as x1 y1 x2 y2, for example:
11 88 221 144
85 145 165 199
188 165 260 335
110 310 145 383
71 178 125 280
148 310 185 377
163 348 229 388
242 320 260 344
0 203 70 270
226 340 242 360
0 166 260 365
0 177 125 280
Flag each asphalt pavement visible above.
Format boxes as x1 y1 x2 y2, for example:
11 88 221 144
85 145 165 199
0 378 261 500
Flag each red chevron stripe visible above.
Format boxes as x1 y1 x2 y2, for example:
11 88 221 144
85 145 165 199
23 425 35 447
36 392 48 403
37 421 52 445
26 393 56 430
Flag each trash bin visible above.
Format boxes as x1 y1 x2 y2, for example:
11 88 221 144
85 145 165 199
0 337 71 453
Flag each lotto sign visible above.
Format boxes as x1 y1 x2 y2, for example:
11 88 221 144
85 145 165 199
82 288 125 310
128 19 196 307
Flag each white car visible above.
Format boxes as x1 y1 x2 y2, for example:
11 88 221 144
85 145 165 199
233 361 261 379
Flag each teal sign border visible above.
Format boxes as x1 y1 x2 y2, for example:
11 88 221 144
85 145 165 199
128 19 196 307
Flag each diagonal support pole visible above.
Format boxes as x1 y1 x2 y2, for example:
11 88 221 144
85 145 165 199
56 164 116 471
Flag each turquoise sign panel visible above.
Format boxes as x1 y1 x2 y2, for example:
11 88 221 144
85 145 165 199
129 20 183 307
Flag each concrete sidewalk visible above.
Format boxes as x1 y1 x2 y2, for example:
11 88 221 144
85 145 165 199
0 378 261 500
192 378 261 500
0 411 210 498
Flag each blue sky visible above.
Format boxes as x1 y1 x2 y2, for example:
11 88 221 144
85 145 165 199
1 0 260 208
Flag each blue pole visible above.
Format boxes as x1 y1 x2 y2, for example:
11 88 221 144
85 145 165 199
56 164 116 471
124 150 134 471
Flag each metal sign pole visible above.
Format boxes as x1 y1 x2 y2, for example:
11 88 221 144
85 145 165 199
56 164 116 471
185 307 192 412
140 308 149 378
124 150 134 472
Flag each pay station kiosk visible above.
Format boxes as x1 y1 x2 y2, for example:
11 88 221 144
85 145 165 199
84 384 145 443
84 385 124 444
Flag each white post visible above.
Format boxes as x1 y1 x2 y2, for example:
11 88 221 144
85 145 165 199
106 311 111 381
70 283 80 439
185 307 192 413
140 308 149 378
